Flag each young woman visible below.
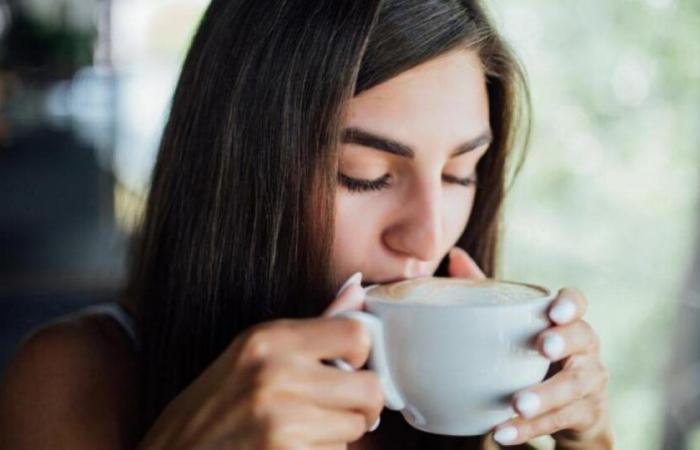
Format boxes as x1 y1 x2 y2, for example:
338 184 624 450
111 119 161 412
0 0 613 449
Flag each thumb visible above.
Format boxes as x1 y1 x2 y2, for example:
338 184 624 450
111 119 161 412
447 247 486 280
323 272 366 316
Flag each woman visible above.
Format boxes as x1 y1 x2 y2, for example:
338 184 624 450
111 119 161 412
0 0 613 449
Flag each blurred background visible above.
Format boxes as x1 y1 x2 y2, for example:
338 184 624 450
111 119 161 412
0 0 698 449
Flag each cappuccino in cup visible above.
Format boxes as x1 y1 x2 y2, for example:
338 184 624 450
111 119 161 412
332 276 554 435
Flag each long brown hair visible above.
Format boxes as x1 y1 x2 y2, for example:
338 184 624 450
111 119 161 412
127 0 531 447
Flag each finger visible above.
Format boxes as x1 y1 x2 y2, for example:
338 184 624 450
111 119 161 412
447 246 486 279
536 320 600 362
262 395 371 445
284 364 384 428
547 288 588 325
240 316 371 369
493 395 605 446
511 365 608 420
324 272 366 316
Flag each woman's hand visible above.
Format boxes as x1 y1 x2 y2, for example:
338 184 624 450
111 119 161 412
447 247 614 449
137 274 383 450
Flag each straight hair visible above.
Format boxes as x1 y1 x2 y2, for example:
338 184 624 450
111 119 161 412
127 0 531 447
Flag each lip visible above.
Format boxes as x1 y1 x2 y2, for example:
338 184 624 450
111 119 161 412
361 274 432 288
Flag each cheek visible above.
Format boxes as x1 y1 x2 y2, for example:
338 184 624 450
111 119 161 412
331 193 381 278
445 188 476 236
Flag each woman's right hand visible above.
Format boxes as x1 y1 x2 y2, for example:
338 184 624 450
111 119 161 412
137 274 382 450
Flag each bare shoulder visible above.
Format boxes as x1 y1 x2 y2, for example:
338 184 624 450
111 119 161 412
0 306 142 449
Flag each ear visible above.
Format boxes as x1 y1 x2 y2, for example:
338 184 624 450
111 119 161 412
447 247 486 280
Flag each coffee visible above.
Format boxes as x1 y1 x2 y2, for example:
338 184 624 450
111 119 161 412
331 276 555 435
365 277 546 306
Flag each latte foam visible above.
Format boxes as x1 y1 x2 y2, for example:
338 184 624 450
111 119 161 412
365 277 546 306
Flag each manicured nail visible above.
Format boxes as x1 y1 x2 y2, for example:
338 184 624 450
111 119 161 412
325 286 366 316
494 426 518 444
369 416 381 431
336 272 363 296
549 299 576 324
331 357 354 372
543 333 566 360
515 391 541 418
449 247 463 261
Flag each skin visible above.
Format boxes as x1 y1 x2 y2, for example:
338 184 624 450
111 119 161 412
331 49 489 287
0 49 612 450
449 248 614 448
331 48 613 448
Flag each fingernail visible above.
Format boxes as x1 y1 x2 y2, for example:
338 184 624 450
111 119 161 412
331 357 354 372
543 333 566 360
325 285 366 316
449 247 463 261
369 416 381 431
549 299 576 324
515 391 541 418
494 426 518 444
336 272 363 296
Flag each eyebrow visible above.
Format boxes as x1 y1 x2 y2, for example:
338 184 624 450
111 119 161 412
341 127 493 159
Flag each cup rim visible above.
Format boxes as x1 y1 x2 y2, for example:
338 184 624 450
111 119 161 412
364 277 556 308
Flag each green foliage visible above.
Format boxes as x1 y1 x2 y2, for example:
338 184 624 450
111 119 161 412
493 0 700 448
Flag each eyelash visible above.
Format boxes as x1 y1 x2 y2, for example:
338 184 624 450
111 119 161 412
338 172 477 193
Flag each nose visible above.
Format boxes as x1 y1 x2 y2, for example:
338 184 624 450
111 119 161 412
382 175 442 262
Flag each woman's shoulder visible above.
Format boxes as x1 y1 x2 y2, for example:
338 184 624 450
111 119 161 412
6 301 141 378
0 303 142 449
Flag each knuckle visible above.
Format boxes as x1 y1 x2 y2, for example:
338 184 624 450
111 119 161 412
567 370 587 400
351 412 368 438
344 319 371 348
582 402 600 430
565 354 586 369
581 322 599 349
243 329 276 362
551 409 570 430
517 422 533 441
242 322 293 363
588 400 602 424
341 319 371 361
362 373 385 411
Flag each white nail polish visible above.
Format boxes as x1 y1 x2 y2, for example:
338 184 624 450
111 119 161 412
515 391 541 418
550 299 576 324
543 333 566 360
331 357 354 372
369 416 381 431
325 287 366 316
494 426 518 444
336 272 362 296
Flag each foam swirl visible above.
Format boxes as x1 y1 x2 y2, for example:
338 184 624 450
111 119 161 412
365 277 547 306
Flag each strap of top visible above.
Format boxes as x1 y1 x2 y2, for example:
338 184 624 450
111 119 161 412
83 302 140 353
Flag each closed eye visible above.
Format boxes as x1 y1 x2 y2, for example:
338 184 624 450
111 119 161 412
338 173 477 193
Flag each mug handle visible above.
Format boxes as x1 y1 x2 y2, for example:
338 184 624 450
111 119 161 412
329 310 406 413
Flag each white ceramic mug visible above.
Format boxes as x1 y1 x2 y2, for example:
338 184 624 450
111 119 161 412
331 277 555 436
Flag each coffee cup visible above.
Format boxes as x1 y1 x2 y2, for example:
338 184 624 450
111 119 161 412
331 276 554 435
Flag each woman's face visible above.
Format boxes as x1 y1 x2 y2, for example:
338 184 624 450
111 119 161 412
332 49 492 288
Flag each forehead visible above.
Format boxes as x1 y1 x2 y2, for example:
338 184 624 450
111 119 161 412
345 49 490 148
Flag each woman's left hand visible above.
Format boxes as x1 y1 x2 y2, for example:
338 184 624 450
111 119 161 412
447 247 614 449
